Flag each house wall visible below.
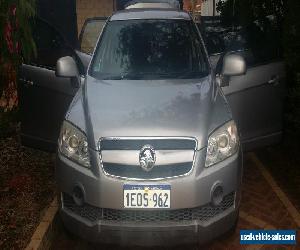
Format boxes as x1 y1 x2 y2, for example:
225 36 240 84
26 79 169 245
183 0 202 13
76 0 115 33
183 0 221 16
75 0 221 34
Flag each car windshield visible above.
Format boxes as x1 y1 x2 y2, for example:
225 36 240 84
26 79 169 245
90 19 209 80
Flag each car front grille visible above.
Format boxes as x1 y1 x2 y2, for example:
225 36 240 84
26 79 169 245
99 137 197 179
102 162 193 179
62 192 235 223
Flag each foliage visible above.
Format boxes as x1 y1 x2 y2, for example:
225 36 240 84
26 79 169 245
285 0 300 133
0 108 19 138
0 0 36 110
217 0 284 26
283 0 300 77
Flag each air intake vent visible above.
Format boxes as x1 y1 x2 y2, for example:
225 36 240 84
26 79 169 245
63 192 235 223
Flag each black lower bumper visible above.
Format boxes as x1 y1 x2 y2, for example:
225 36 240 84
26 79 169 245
60 207 238 246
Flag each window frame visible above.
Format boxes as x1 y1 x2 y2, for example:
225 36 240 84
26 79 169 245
26 18 73 70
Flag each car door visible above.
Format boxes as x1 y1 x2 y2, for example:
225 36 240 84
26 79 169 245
18 19 91 151
220 29 286 151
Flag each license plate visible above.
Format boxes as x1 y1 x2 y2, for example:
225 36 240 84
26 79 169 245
124 184 171 209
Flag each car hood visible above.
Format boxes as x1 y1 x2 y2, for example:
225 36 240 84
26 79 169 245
82 75 217 150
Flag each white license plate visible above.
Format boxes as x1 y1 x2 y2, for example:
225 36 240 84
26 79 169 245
124 184 171 209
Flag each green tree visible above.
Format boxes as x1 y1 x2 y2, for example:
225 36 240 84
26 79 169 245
284 0 300 132
284 0 300 77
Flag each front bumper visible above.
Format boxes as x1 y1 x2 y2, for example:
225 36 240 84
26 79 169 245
56 147 242 245
60 203 238 246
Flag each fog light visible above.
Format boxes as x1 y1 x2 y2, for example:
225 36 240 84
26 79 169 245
72 186 84 206
211 185 224 206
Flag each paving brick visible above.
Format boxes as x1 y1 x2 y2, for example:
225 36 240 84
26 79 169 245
41 206 58 223
25 239 41 250
31 222 49 240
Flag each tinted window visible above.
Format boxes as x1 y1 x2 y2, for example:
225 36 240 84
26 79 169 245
29 20 73 69
80 19 106 54
90 19 209 80
201 18 283 66
203 32 226 55
243 21 283 65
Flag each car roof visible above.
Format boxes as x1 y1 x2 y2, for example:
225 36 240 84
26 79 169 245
125 0 181 9
125 3 175 9
110 9 191 21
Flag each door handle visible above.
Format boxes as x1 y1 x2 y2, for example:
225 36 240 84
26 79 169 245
268 75 280 85
19 78 34 87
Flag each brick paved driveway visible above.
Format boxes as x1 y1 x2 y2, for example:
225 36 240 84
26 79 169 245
52 154 300 249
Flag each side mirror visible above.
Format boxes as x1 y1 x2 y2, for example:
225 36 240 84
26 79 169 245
56 56 80 88
222 53 247 76
217 53 247 87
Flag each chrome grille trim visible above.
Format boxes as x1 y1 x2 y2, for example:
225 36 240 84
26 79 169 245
62 192 235 223
98 137 197 151
101 150 194 165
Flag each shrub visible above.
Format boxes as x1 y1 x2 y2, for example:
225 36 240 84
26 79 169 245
0 0 36 111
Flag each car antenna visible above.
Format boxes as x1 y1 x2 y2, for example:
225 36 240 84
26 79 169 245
232 0 236 31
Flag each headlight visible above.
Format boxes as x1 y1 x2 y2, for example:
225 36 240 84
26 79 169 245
205 120 239 167
58 121 90 168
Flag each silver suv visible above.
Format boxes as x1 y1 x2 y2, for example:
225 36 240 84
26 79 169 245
55 8 244 246
18 7 285 247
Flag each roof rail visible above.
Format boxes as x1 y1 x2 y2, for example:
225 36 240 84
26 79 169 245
125 0 181 9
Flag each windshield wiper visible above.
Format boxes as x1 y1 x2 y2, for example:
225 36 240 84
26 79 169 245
100 73 144 80
96 71 207 80
175 71 207 79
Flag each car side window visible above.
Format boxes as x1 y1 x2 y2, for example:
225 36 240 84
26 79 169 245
79 18 107 55
233 22 283 67
204 19 283 69
28 19 73 69
245 28 282 66
204 33 226 55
